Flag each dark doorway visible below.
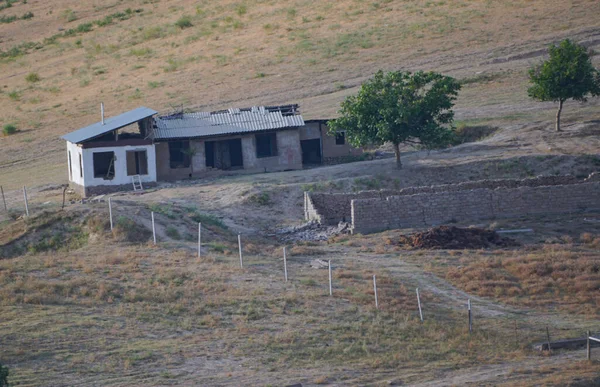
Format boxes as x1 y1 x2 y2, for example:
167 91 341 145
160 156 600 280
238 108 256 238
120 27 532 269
228 139 243 168
301 139 322 165
205 138 244 170
205 141 215 168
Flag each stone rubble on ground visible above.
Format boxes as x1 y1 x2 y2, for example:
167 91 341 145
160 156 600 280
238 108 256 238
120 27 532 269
275 220 350 242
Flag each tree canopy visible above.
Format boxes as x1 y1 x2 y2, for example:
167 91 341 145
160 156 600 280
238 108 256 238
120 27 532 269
329 70 461 168
528 39 600 132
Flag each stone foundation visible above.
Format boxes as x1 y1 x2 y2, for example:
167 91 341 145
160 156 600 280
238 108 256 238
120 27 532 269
70 181 158 197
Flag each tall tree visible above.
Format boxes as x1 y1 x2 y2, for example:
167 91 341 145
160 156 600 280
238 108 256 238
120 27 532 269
528 39 600 132
329 70 461 169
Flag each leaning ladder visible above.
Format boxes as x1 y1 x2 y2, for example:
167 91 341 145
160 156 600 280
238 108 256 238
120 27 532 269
132 175 144 192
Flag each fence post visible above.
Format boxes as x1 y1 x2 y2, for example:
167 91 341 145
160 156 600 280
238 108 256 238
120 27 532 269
151 211 156 245
468 299 472 334
373 275 379 309
283 246 288 282
1 186 7 212
108 198 113 231
238 234 243 268
23 186 29 217
198 223 202 258
416 288 423 322
587 331 591 361
546 326 552 352
328 260 332 296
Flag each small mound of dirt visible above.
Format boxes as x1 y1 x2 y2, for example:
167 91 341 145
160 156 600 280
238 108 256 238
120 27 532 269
398 226 518 249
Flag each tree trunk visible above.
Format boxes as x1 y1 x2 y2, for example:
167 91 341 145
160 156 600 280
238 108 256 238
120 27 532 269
556 99 564 132
393 142 402 169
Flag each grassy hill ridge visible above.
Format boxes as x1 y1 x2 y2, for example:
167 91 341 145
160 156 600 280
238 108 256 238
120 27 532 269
0 0 599 188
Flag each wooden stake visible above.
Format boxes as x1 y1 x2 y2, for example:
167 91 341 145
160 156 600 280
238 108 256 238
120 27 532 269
587 331 591 361
23 186 29 217
283 246 288 282
197 223 202 258
0 186 6 212
514 320 518 347
238 234 243 268
373 275 379 309
328 260 332 296
151 211 156 245
468 299 472 334
416 288 423 322
108 198 113 231
546 326 552 352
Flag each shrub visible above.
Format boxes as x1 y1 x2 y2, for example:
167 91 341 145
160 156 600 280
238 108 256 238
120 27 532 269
2 124 17 136
25 72 40 83
0 362 8 387
248 192 271 205
175 15 193 29
165 226 181 240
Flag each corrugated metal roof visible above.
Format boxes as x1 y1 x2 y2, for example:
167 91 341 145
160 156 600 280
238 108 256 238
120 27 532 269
153 106 305 140
61 107 158 144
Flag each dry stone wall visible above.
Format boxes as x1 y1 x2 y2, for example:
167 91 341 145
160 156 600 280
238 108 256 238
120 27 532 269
306 175 583 226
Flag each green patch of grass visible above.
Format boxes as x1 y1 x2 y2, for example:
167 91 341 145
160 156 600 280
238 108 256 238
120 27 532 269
7 90 20 100
149 203 178 219
186 207 227 230
147 81 164 89
130 47 153 57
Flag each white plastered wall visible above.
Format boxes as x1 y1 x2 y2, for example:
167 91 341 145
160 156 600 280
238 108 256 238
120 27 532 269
80 144 157 188
66 141 84 186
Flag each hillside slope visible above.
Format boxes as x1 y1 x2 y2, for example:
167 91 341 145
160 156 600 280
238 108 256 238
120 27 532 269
0 0 599 188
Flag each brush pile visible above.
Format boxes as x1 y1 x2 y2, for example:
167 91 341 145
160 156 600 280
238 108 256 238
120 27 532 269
398 226 518 249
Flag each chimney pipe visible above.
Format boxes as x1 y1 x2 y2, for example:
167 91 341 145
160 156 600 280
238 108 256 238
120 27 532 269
101 103 105 125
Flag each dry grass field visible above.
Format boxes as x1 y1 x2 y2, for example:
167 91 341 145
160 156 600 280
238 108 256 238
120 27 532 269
2 0 600 385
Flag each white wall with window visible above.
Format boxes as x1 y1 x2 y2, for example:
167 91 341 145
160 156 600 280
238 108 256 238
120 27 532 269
75 144 157 188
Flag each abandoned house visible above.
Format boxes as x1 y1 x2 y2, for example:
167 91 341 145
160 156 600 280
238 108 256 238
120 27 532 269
62 104 362 196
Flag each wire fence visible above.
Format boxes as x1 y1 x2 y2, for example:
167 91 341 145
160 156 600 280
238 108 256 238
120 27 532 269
0 185 71 222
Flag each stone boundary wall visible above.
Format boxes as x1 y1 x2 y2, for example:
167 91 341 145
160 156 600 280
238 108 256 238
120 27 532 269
351 181 600 234
306 175 587 226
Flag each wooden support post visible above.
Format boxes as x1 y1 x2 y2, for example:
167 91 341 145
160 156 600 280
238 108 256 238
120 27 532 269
328 260 333 296
587 331 591 361
108 198 113 231
0 186 6 212
416 288 423 322
238 234 243 268
373 275 379 309
23 186 29 217
197 223 202 258
546 326 552 352
151 211 156 245
468 299 472 334
283 247 288 282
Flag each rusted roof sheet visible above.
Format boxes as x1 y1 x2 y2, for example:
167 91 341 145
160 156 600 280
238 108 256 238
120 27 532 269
153 105 305 140
61 107 157 144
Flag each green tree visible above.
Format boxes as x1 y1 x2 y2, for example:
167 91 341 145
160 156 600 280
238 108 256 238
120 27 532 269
0 362 8 387
329 70 461 169
181 146 197 178
528 39 600 132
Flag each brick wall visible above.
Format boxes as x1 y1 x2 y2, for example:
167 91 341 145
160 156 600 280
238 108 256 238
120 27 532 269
351 181 600 234
306 175 583 226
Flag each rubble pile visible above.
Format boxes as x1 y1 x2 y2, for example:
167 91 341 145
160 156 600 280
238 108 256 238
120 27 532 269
276 221 350 242
398 226 518 249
